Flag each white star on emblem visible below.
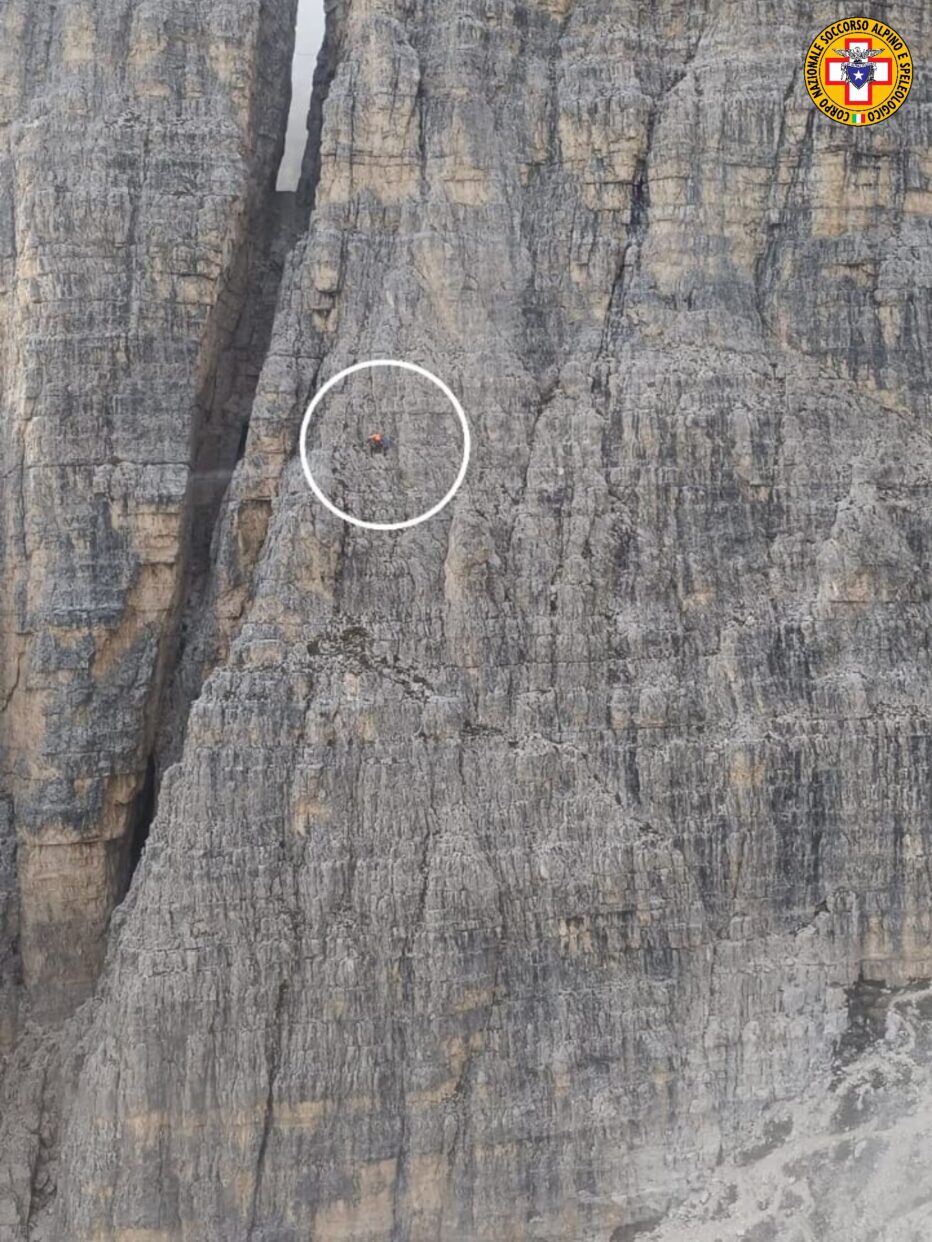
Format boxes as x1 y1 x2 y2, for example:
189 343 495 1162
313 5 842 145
853 70 864 80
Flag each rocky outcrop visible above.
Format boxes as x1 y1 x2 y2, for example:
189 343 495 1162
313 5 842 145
645 980 932 1241
2 0 932 1239
0 0 297 1023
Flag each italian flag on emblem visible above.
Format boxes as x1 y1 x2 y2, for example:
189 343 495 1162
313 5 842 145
850 112 864 124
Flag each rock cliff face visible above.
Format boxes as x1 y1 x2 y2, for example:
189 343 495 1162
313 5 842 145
0 0 298 1023
1 0 931 1239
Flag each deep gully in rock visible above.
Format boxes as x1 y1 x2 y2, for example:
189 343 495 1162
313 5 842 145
121 0 339 904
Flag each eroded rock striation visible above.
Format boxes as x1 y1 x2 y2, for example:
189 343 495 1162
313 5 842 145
2 0 932 1239
0 0 297 1022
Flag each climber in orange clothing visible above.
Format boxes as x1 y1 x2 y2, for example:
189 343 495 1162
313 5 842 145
367 432 392 453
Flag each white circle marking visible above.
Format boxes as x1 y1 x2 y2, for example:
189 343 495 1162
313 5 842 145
299 359 471 532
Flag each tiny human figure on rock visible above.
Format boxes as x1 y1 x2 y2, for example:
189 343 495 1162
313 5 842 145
367 432 392 453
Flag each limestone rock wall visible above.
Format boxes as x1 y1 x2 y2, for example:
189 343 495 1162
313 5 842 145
0 0 297 1023
1 0 932 1239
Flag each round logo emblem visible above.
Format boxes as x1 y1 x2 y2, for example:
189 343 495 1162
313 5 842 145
804 18 912 126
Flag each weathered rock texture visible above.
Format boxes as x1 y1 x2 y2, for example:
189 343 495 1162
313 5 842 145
643 979 932 1242
2 0 932 1238
0 0 297 1021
